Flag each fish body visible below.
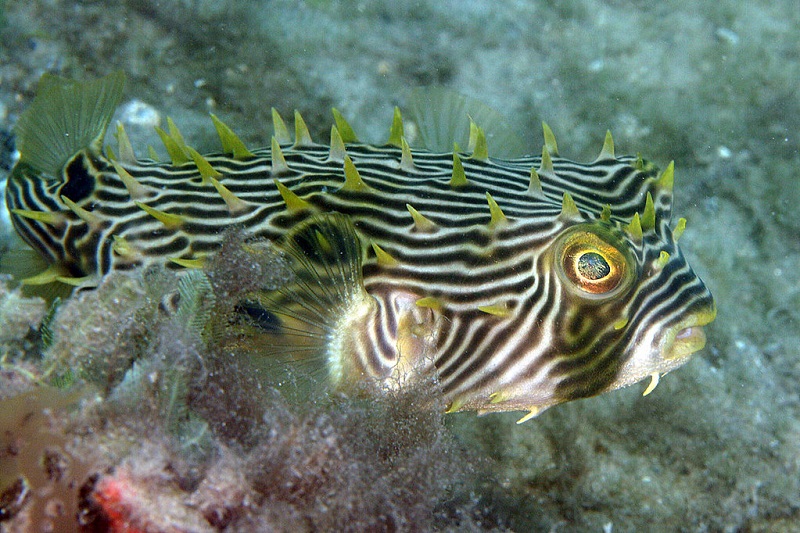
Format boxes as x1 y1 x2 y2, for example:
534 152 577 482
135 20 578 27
5 73 715 420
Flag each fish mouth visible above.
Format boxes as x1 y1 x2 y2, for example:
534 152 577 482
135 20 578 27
667 325 707 359
662 301 717 361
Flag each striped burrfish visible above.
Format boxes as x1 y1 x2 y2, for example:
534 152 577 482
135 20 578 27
5 72 715 422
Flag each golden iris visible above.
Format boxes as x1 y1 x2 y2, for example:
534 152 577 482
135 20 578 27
555 225 633 298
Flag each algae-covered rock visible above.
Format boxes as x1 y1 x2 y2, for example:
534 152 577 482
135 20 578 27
0 276 45 349
43 271 154 387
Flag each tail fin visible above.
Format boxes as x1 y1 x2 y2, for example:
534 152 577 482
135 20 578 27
14 71 125 176
4 72 125 295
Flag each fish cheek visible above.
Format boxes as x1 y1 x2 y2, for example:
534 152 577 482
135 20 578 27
376 289 442 384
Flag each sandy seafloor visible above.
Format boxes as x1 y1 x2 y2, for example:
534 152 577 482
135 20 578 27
0 1 799 531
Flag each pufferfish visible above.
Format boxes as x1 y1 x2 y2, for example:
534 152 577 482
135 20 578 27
5 72 715 422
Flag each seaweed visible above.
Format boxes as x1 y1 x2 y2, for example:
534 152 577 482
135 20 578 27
0 231 493 531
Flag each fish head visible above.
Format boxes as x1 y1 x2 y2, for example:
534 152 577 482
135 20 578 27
535 165 716 409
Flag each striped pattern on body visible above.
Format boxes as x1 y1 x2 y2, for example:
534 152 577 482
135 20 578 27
5 74 716 418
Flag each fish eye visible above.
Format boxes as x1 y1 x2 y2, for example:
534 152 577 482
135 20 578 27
555 225 634 298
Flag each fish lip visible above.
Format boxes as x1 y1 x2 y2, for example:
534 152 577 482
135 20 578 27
668 325 707 357
672 326 706 352
675 325 704 341
662 301 716 361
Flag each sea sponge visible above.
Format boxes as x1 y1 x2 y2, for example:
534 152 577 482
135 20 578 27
0 387 97 532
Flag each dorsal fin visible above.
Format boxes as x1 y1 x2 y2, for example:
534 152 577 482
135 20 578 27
15 71 125 176
407 86 528 157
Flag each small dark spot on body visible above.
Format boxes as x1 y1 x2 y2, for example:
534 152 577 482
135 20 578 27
60 156 95 202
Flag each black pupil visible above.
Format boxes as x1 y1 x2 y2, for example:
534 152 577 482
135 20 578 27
577 252 610 280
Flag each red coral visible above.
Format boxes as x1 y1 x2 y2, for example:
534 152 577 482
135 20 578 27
90 466 210 533
91 472 146 533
